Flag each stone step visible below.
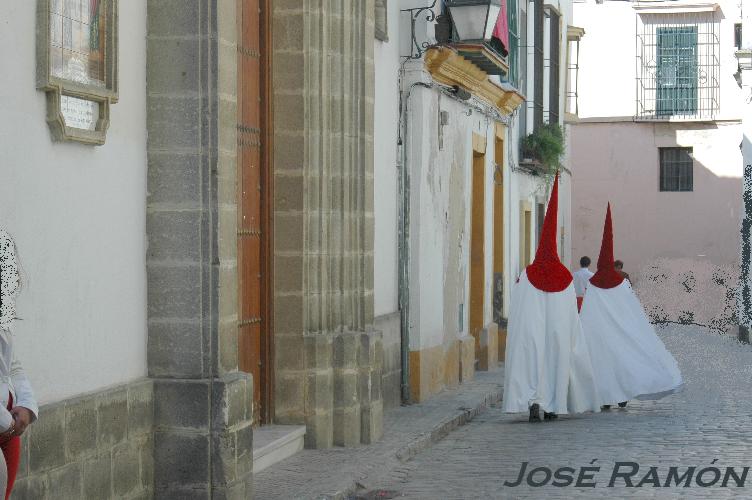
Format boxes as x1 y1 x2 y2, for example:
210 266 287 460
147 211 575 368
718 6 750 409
252 425 306 473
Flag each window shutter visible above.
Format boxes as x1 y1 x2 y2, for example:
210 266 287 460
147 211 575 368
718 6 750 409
656 26 697 117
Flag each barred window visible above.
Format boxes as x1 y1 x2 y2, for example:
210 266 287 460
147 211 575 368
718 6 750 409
636 10 719 121
659 147 693 192
533 0 544 129
656 26 697 117
518 8 527 139
507 0 520 87
548 10 560 124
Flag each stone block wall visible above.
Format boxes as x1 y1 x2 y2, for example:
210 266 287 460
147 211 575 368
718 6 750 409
375 312 401 410
459 336 476 384
13 379 154 500
294 331 384 449
478 323 499 371
146 0 253 496
272 0 384 450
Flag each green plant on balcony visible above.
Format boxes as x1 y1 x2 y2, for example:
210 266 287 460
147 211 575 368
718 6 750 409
520 124 565 177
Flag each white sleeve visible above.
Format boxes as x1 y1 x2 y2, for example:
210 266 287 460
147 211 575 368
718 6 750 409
10 354 38 421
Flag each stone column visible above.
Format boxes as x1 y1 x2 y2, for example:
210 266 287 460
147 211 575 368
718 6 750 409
146 0 253 497
273 0 383 448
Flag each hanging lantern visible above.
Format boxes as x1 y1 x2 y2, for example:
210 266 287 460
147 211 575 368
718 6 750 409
445 0 502 43
444 0 509 75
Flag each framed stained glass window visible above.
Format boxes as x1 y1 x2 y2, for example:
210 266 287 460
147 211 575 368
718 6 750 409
37 0 118 145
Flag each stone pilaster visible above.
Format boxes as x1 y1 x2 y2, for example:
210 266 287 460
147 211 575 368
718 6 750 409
273 0 382 448
146 0 253 497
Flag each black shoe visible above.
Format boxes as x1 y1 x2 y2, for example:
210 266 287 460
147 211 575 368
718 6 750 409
601 405 611 410
618 401 628 408
529 403 542 423
543 412 558 420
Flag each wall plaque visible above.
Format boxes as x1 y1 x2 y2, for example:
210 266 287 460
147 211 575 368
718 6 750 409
37 0 118 145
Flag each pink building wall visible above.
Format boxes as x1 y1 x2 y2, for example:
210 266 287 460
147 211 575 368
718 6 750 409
571 121 743 330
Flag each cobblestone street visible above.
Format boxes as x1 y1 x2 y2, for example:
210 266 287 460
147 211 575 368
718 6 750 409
366 325 752 499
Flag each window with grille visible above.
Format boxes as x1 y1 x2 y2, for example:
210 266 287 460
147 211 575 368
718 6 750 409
536 202 545 242
518 8 528 140
656 26 697 116
659 147 694 192
636 11 719 120
507 0 520 87
534 0 544 129
548 10 560 124
519 9 527 139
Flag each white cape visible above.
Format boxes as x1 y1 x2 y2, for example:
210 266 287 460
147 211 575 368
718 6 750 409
503 271 601 414
580 281 683 404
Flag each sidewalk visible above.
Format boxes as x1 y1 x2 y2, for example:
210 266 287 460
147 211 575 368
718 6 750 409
253 369 504 500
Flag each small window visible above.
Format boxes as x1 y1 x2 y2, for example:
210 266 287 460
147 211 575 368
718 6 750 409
659 147 693 192
536 202 545 242
735 23 743 49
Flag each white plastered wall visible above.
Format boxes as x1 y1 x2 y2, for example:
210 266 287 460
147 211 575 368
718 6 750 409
0 2 148 404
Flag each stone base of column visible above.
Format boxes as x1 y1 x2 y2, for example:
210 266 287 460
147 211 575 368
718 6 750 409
497 323 508 363
478 323 499 371
153 372 253 499
302 330 384 449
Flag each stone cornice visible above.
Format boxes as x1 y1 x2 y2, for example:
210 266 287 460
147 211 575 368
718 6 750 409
567 25 585 41
424 47 524 116
736 49 752 71
633 1 719 14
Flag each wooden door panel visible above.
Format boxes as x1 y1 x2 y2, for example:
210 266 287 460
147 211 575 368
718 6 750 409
238 0 272 424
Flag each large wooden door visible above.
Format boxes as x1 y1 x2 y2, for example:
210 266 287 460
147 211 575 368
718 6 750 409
238 0 273 425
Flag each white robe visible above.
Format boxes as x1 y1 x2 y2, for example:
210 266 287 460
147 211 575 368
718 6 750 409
580 280 683 404
503 271 601 414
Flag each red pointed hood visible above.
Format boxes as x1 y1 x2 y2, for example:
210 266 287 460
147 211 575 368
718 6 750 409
589 203 624 289
526 172 573 292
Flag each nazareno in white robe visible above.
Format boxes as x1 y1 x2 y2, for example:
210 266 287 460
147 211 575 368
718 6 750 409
503 270 602 415
580 280 683 404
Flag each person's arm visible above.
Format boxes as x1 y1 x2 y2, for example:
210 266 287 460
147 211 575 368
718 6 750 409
10 354 38 422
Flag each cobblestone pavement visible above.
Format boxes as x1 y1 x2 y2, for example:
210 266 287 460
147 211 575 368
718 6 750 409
254 370 503 499
368 325 752 499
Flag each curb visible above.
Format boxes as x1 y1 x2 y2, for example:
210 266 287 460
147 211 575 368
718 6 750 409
395 389 502 463
317 385 503 500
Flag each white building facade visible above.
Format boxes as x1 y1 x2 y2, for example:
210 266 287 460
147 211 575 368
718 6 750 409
571 0 744 332
374 0 578 403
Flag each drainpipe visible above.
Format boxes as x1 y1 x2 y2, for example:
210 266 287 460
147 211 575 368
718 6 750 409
398 79 433 404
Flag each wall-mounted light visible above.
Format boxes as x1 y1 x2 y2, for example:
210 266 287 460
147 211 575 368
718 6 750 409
443 0 509 75
444 0 501 44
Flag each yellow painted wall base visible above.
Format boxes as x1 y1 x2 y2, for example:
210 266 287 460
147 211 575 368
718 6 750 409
409 344 446 403
408 337 475 403
444 340 460 390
